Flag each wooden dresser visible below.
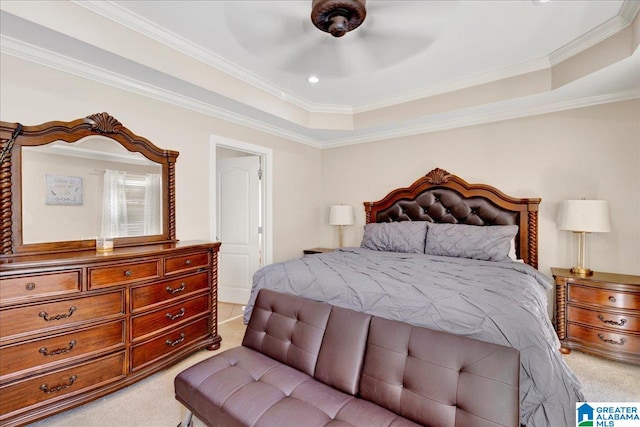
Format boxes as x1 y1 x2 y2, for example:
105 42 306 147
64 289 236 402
552 267 639 365
0 241 221 426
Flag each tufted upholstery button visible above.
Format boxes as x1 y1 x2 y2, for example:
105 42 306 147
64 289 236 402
370 188 518 229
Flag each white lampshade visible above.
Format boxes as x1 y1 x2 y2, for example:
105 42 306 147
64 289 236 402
557 200 611 233
329 205 354 226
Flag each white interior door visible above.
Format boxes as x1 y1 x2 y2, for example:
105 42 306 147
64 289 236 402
217 155 261 304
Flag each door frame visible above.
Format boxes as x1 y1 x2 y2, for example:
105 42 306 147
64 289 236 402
210 135 273 268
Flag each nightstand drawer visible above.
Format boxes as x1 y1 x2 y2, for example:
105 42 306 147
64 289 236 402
568 284 639 310
567 305 640 333
553 267 639 364
567 323 639 355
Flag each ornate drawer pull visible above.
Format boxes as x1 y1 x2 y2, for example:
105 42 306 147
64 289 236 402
124 270 133 277
25 282 36 291
40 340 77 356
597 334 626 346
40 375 77 394
166 283 186 294
166 333 185 347
608 296 617 303
166 308 186 321
39 306 77 322
597 314 627 327
185 259 192 265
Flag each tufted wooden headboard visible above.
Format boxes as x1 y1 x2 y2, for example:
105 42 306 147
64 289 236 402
364 168 541 268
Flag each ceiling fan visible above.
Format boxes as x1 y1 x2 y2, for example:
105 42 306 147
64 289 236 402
223 1 447 78
310 0 367 38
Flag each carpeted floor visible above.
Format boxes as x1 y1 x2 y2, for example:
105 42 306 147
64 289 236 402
24 305 639 427
562 349 639 402
25 314 246 427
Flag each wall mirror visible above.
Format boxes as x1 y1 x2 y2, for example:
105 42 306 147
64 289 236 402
0 113 179 255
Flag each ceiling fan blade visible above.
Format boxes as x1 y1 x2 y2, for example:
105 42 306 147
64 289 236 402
221 0 446 79
276 36 354 78
366 0 459 16
354 30 435 69
223 1 310 54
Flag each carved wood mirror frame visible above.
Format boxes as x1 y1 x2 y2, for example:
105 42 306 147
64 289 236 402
0 112 179 256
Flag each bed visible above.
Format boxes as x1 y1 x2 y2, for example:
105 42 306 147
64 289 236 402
244 168 584 427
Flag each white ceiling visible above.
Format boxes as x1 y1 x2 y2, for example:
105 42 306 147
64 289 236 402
1 0 639 147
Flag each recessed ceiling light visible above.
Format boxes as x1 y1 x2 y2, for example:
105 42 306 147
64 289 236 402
531 0 551 4
307 75 320 84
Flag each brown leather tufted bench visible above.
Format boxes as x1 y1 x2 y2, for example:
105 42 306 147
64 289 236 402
175 289 520 427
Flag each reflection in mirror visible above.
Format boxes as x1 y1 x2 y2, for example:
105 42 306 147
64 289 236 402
21 136 162 244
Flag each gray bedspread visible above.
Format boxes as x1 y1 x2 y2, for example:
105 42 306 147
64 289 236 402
244 247 584 427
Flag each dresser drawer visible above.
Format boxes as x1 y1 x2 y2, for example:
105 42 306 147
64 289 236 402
0 351 125 419
0 291 125 342
88 259 160 289
0 271 81 304
567 305 640 333
568 284 640 310
164 251 209 276
131 295 209 341
130 271 209 312
0 320 125 383
130 317 209 371
567 323 640 355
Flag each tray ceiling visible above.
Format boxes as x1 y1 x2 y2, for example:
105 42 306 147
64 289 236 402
1 0 638 147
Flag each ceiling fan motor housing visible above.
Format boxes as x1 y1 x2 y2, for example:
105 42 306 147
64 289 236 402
311 0 367 37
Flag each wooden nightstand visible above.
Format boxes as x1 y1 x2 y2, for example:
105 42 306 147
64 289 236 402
303 247 335 255
551 267 639 365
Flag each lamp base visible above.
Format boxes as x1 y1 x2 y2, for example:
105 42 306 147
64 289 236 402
570 266 593 276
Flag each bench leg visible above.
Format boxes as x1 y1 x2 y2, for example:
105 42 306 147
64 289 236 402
177 410 193 427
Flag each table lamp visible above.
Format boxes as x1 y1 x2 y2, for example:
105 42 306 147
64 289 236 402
557 199 610 276
329 205 354 248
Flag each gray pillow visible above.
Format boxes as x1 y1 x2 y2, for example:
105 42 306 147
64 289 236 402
424 223 518 262
361 222 427 253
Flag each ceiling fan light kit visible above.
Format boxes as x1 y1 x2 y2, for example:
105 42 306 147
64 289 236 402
311 0 367 37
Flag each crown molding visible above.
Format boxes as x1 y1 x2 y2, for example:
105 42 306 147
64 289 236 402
353 57 551 113
74 0 635 116
72 1 321 113
73 0 353 115
322 89 640 149
549 0 640 66
27 144 157 166
2 34 637 151
620 0 640 25
0 35 324 149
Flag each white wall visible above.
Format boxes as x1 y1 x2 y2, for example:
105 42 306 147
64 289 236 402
0 54 323 262
321 99 640 278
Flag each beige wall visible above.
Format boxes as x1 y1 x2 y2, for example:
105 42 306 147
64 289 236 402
321 99 640 278
0 54 322 262
2 54 638 278
21 148 158 243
